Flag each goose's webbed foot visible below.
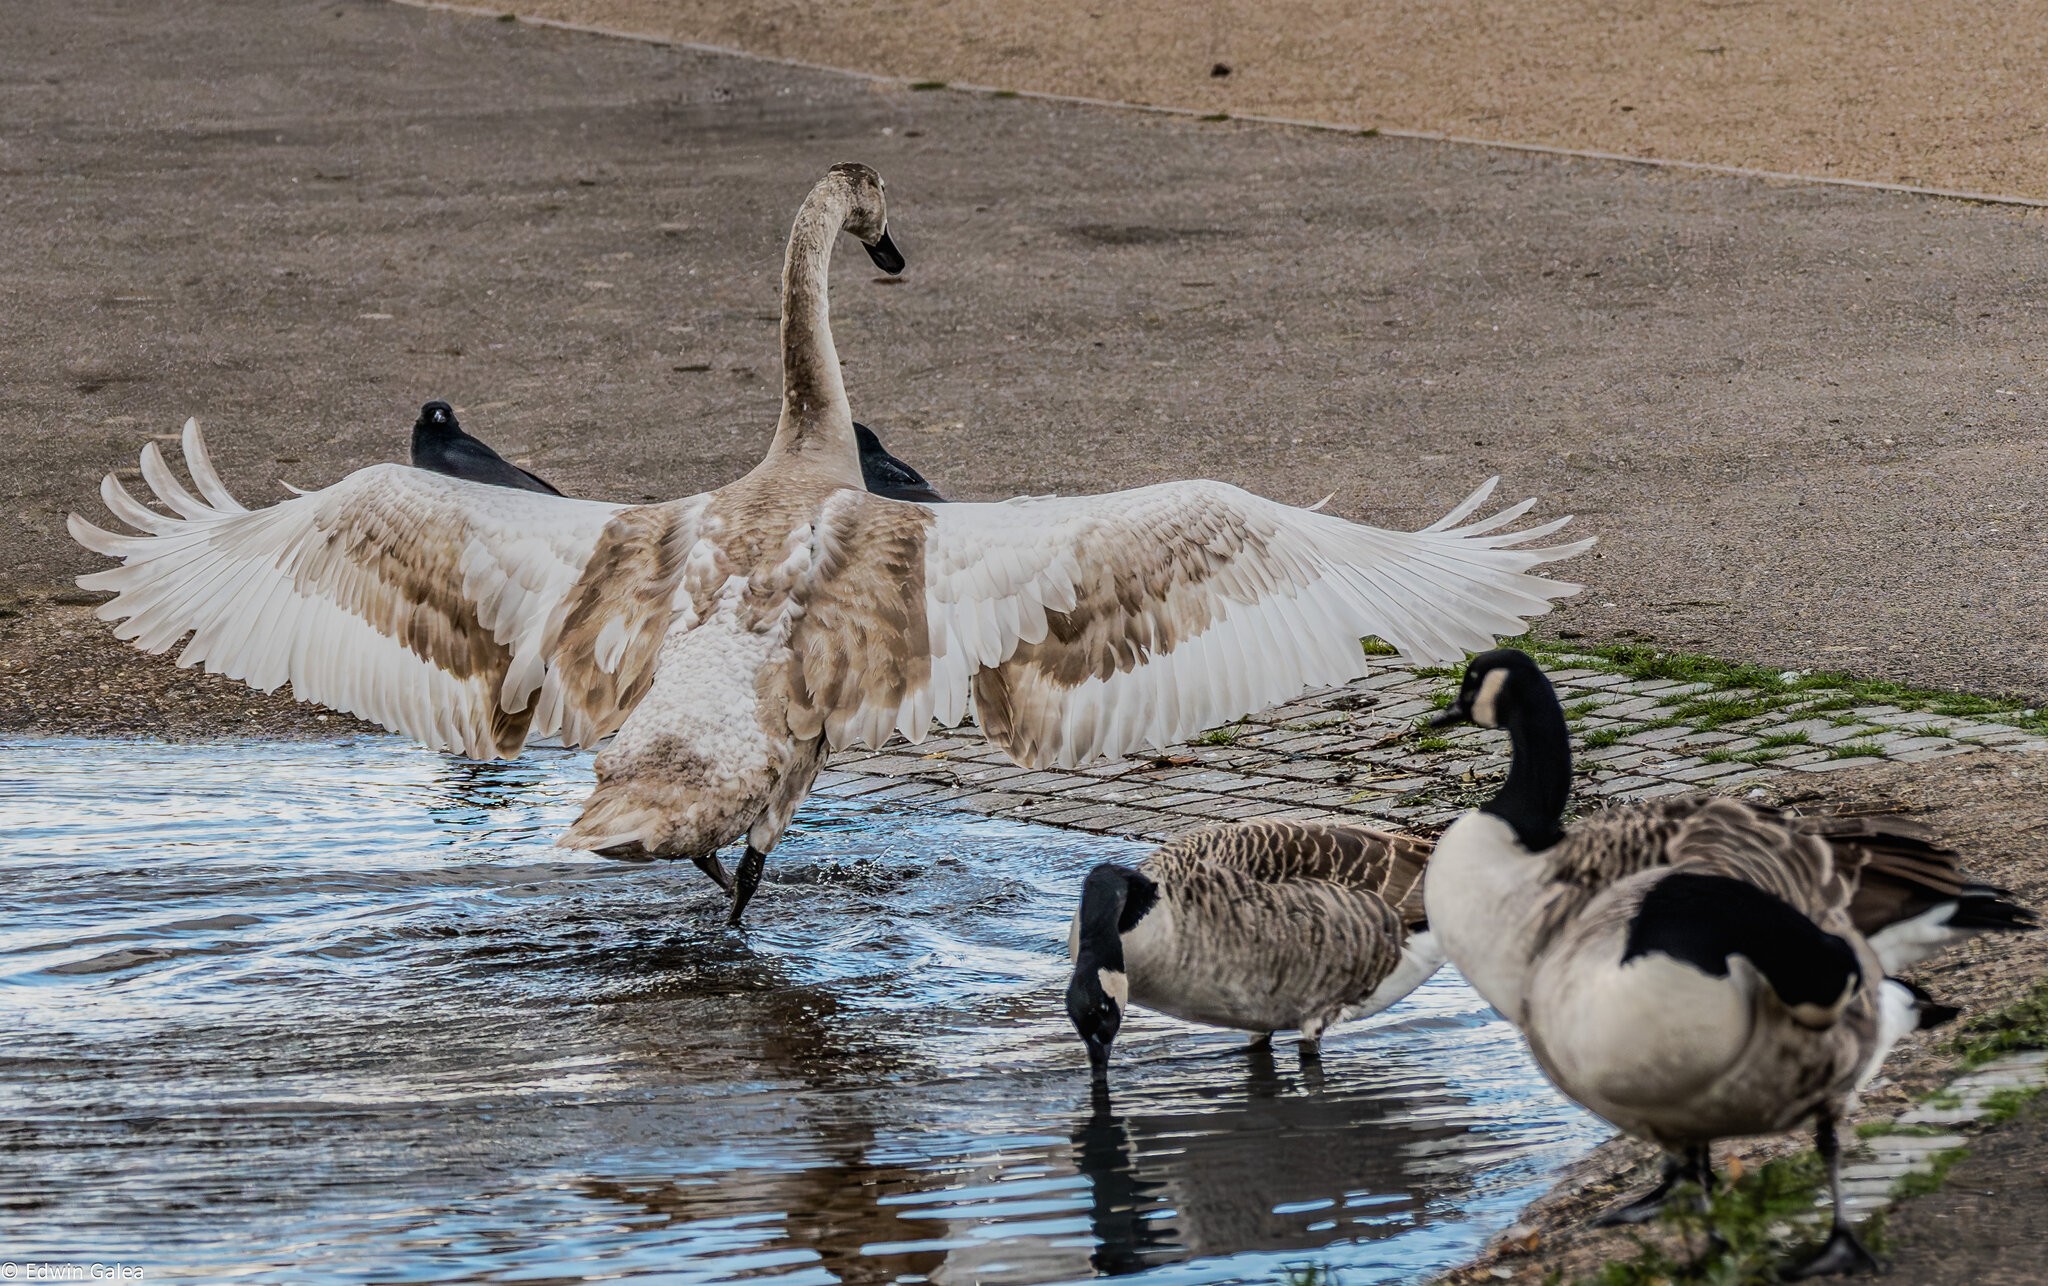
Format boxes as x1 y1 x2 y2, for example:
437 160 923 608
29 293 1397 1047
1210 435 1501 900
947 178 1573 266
726 846 765 927
1591 1154 1687 1228
1784 1222 1880 1280
1784 1113 1879 1278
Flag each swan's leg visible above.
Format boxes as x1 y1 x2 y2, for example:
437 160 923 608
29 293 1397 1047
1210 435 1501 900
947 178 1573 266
726 846 767 926
1591 1153 1686 1227
691 853 733 893
1785 1114 1879 1279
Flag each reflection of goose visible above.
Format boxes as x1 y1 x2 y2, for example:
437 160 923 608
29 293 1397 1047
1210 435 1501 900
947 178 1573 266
70 162 1588 927
1425 649 2035 1278
1066 820 1440 1072
1069 1058 1468 1271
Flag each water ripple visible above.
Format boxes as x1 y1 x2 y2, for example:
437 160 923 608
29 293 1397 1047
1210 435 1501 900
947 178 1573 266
0 737 1602 1283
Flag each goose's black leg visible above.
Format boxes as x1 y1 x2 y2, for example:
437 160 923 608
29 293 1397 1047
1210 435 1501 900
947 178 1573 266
691 854 733 893
1685 1143 1717 1212
726 846 766 927
1591 1152 1686 1227
1785 1115 1879 1279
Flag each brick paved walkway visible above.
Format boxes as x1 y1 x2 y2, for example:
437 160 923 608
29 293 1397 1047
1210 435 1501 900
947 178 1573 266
820 656 2048 839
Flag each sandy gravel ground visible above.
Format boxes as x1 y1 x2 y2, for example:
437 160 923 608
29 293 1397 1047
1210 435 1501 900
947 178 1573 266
9 1 2048 715
511 0 2048 201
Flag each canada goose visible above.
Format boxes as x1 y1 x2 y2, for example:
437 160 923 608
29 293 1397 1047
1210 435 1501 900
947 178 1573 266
410 400 562 495
855 423 945 503
1424 649 2033 1277
1066 819 1440 1074
69 163 1589 927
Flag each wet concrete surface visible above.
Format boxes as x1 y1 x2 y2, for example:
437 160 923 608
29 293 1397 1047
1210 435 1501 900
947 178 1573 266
5 0 2047 712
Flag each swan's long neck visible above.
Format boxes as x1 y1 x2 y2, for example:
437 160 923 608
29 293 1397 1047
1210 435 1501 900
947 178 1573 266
1482 682 1572 851
768 183 861 482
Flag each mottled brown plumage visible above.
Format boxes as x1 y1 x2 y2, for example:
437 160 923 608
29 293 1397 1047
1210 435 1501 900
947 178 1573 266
1425 648 2033 1273
1067 820 1441 1059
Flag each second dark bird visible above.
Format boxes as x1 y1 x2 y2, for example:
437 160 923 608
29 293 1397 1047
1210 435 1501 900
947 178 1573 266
408 401 946 503
410 401 562 495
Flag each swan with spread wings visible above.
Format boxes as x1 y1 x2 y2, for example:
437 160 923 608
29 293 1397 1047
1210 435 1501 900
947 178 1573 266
69 163 1591 925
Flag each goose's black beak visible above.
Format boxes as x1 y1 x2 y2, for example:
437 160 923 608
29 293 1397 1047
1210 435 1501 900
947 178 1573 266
864 229 905 275
1429 700 1472 729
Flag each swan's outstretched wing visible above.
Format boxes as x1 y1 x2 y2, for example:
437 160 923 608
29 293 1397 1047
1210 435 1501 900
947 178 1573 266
790 477 1590 767
68 419 704 758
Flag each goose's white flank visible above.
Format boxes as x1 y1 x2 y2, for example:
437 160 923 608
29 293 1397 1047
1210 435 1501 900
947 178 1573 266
1065 819 1440 1076
1423 649 2034 1279
70 164 1590 925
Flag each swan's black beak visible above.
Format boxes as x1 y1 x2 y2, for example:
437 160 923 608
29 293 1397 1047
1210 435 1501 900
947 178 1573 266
864 229 905 275
1429 700 1471 729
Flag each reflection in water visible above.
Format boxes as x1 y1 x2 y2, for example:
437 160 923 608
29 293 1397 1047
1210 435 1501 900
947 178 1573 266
0 738 1603 1284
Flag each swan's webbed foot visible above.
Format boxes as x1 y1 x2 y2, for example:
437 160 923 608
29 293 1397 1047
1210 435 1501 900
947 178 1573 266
691 853 733 893
1784 1223 1879 1279
726 846 765 926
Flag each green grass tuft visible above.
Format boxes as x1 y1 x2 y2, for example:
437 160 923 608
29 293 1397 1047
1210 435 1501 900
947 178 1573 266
1497 635 2048 735
1951 977 2048 1067
990 89 1020 98
1892 1147 1971 1199
1360 636 1399 657
1198 112 1232 122
1578 1152 1838 1285
1194 722 1244 747
1562 698 1605 721
1412 734 1452 753
909 80 948 90
1828 740 1886 760
1579 728 1624 750
1757 730 1812 749
1979 1085 2043 1125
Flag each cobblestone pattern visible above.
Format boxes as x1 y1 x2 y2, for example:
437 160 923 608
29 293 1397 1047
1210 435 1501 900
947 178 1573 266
1838 1050 2048 1214
818 655 2048 840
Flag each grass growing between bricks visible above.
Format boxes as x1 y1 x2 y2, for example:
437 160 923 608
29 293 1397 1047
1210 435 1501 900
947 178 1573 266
1951 977 2048 1067
1502 636 2048 735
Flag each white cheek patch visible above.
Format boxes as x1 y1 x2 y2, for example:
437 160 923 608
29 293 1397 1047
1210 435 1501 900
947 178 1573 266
1471 668 1510 727
1099 968 1129 1008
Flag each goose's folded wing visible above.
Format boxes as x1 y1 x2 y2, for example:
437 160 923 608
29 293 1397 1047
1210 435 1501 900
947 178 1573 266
68 419 702 758
790 476 1590 768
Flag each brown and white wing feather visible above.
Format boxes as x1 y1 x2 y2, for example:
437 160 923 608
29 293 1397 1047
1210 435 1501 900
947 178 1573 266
69 419 703 758
792 477 1589 767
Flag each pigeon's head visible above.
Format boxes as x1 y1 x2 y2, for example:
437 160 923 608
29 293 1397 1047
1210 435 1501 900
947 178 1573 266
827 162 904 275
415 400 458 434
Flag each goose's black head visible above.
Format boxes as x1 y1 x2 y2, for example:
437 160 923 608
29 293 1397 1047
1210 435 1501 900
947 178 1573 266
1430 648 1571 851
414 400 459 439
828 162 904 275
1430 648 1553 731
1067 863 1159 1077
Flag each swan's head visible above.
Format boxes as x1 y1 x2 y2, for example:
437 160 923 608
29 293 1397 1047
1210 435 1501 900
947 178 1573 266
827 161 905 274
1431 647 1550 730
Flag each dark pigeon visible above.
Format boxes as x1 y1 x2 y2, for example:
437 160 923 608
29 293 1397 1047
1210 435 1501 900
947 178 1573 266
856 422 946 503
410 401 562 496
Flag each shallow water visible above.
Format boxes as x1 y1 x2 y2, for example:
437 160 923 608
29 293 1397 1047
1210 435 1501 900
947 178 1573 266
0 738 1602 1284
